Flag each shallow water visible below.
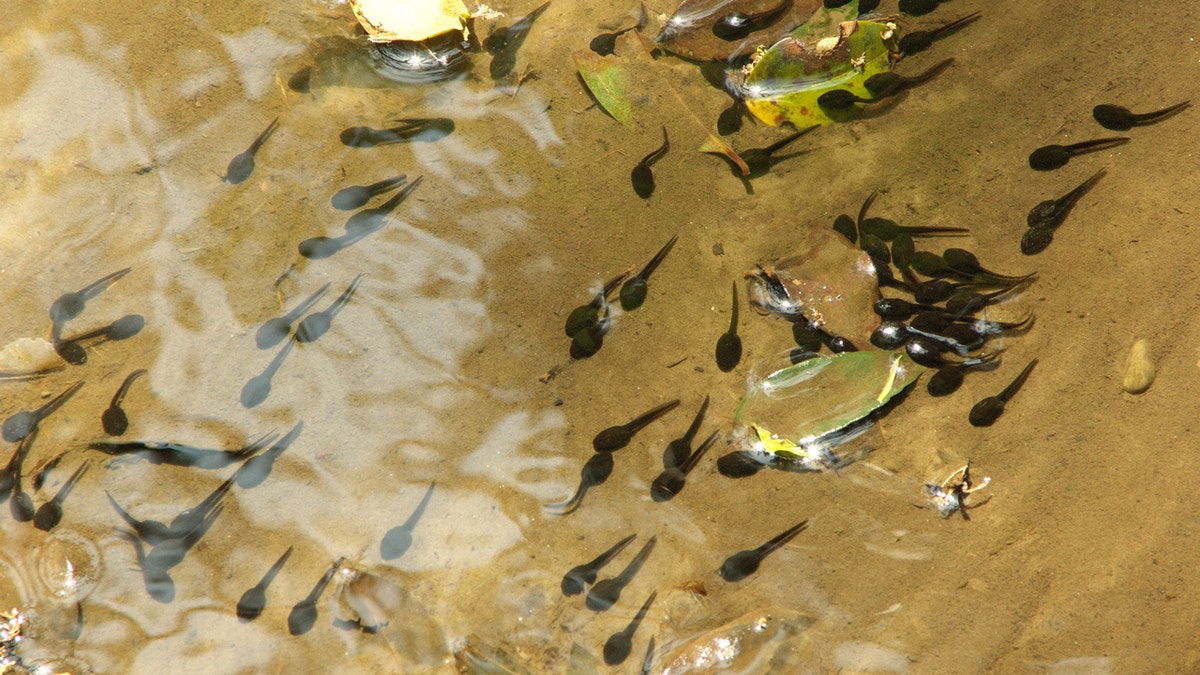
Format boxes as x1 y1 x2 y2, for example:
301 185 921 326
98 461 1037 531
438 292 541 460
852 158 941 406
2 0 1200 672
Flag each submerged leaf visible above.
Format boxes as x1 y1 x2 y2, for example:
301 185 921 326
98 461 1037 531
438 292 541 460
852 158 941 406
657 0 838 61
746 226 881 345
736 19 898 128
573 50 632 125
734 350 925 444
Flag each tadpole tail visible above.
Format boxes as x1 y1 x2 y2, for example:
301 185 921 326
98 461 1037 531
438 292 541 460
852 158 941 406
1055 168 1107 210
248 117 281 154
281 284 332 323
626 399 681 433
375 175 424 213
998 358 1038 402
305 556 346 604
544 480 589 515
638 234 678 282
857 191 879 233
727 283 739 334
909 58 956 88
50 460 90 506
764 125 818 157
680 395 711 448
756 519 810 557
682 430 720 475
260 545 295 587
1063 137 1129 154
399 480 437 531
79 267 133 300
35 380 86 420
364 174 408 192
602 268 635 298
110 369 148 408
932 13 981 39
615 535 657 584
326 274 364 320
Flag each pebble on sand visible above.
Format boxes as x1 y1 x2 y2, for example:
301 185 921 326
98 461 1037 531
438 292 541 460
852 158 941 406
1121 338 1155 395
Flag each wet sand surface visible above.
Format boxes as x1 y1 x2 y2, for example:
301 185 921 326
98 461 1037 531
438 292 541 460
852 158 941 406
1 0 1198 672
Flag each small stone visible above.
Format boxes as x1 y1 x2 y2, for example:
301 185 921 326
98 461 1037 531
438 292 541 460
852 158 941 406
1121 338 1155 394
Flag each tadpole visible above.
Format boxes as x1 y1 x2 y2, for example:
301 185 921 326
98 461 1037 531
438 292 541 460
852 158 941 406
631 127 669 199
941 248 1036 285
926 351 1001 397
544 452 614 515
1093 101 1189 131
234 421 304 489
589 4 646 56
3 380 85 443
735 125 817 179
339 119 455 147
106 491 173 545
102 368 148 436
593 399 681 452
49 267 132 330
33 460 89 531
485 1 551 79
342 177 423 239
715 283 742 372
711 0 794 42
288 557 346 636
587 535 656 611
561 533 636 596
718 519 808 582
120 530 176 604
380 481 436 560
662 395 709 471
55 314 146 365
897 13 980 54
650 430 717 502
1028 137 1128 171
857 216 968 242
296 274 363 344
968 358 1038 426
0 431 37 502
864 58 954 98
331 175 408 210
620 234 678 311
241 337 296 409
256 285 330 350
224 117 279 184
816 89 875 110
602 590 657 665
905 337 998 369
564 271 629 339
237 545 295 622
1023 169 1107 255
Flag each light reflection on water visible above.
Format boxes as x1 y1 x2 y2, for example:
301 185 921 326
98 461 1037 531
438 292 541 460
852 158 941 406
2 0 1198 671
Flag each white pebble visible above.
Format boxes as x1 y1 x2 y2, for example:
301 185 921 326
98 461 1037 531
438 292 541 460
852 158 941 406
1122 338 1155 394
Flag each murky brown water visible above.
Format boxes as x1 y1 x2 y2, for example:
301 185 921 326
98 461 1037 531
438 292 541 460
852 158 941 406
2 0 1199 672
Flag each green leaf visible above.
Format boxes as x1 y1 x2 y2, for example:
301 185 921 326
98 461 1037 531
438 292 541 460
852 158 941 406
572 49 632 125
734 350 925 443
740 20 898 128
